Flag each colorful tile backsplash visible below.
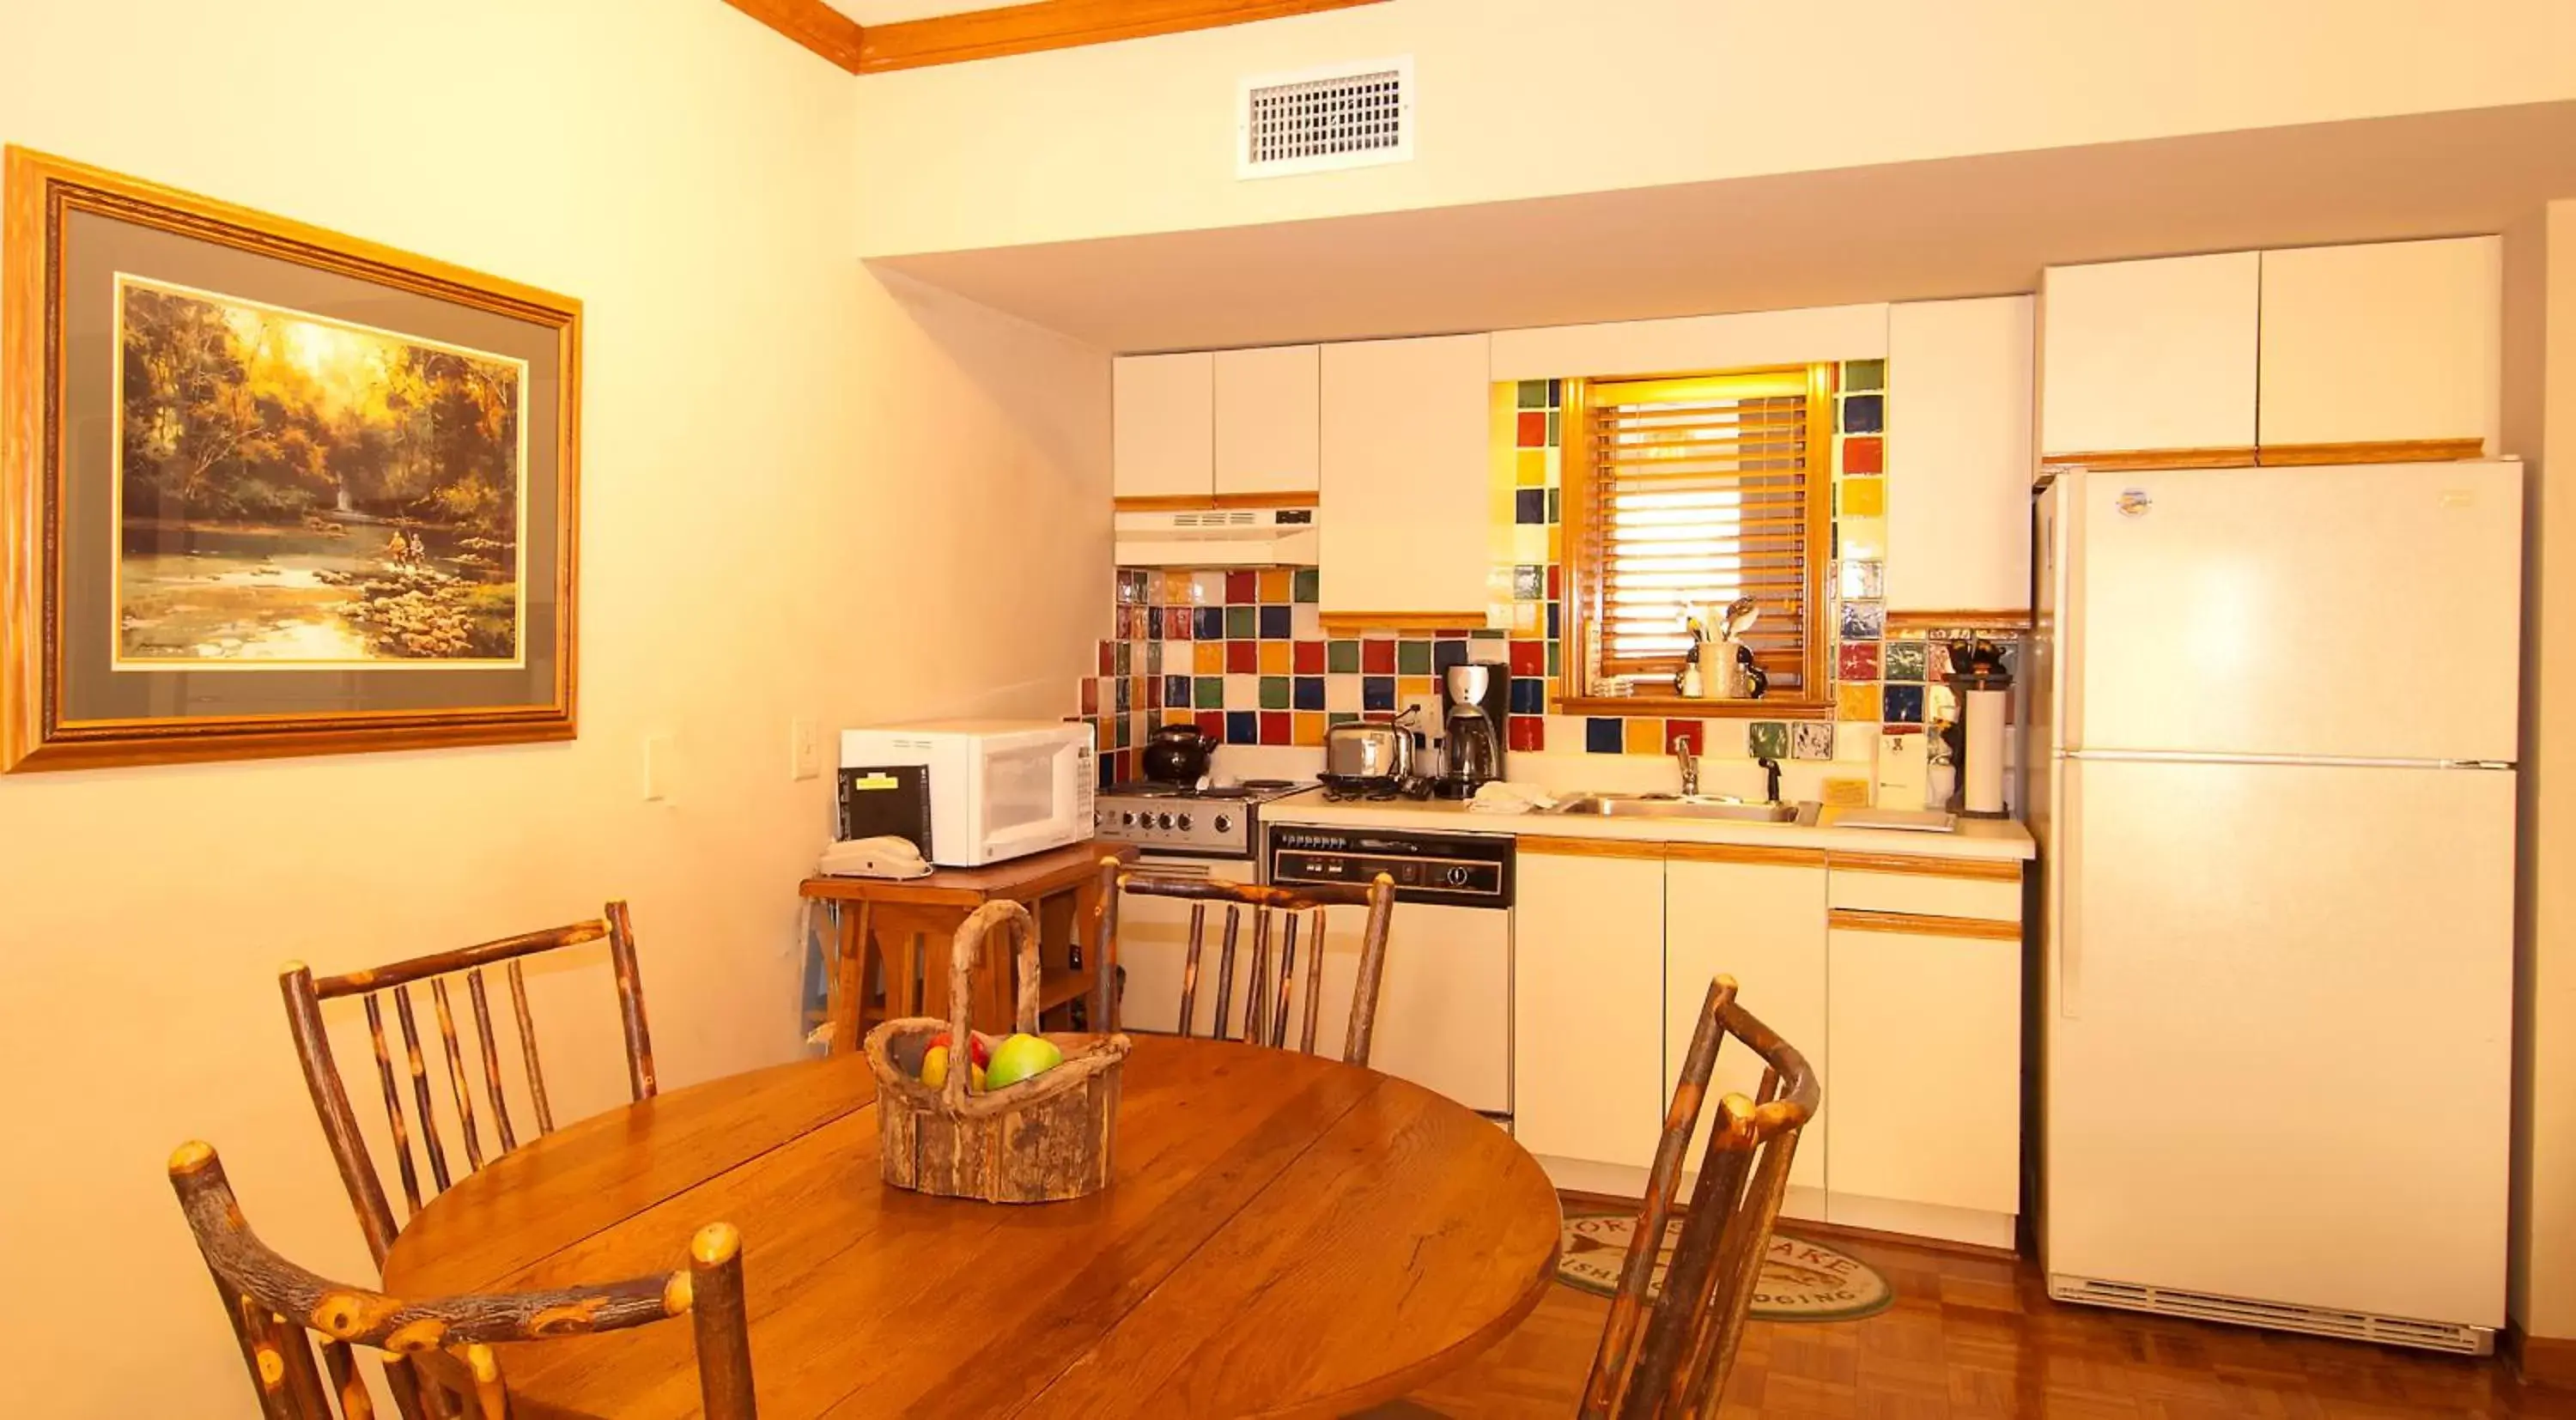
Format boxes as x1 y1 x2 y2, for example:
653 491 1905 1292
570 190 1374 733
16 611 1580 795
1078 357 2024 804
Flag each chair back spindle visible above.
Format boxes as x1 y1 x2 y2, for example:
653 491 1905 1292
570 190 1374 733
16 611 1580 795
1091 861 1399 1064
1578 974 1819 1420
170 1140 755 1419
282 904 658 1266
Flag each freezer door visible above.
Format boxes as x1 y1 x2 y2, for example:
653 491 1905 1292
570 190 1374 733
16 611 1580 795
2063 463 2522 761
2045 757 2512 1326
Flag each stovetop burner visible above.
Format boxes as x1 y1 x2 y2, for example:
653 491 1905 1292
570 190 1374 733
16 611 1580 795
1107 780 1308 803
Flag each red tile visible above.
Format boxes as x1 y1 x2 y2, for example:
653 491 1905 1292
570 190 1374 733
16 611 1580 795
1517 410 1547 447
1194 710 1225 741
1145 677 1163 710
1225 570 1257 604
1097 640 1115 675
1226 640 1259 673
1259 711 1291 746
1508 640 1545 677
1079 677 1098 714
1509 715 1546 753
1546 564 1561 599
1108 749 1133 783
1293 639 1326 674
1665 719 1704 755
1844 436 1883 475
1362 638 1397 674
1838 640 1882 682
1168 612 1191 641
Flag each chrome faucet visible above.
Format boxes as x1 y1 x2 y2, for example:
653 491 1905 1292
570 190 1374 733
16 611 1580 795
1673 737 1699 797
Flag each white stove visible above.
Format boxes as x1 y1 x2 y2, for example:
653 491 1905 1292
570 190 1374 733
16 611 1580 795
1091 779 1309 859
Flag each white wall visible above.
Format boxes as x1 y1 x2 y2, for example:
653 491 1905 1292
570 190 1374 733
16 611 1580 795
0 2 1108 1413
850 0 2576 257
2508 199 2576 1343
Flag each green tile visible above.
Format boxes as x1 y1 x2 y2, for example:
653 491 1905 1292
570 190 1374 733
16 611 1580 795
1546 641 1560 677
1194 677 1224 709
1396 640 1432 675
1545 410 1560 447
1327 711 1360 727
1259 676 1291 710
1844 358 1885 392
1327 639 1360 674
1517 379 1550 410
1749 721 1789 759
1291 567 1320 604
1225 606 1257 639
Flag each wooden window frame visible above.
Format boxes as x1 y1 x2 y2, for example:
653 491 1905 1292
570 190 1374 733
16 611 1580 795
1556 363 1836 719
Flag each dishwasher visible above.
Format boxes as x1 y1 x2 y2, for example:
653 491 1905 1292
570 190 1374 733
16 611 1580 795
1267 825 1515 1123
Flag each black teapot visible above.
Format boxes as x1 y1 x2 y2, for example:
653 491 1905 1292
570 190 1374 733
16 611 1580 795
1139 725 1215 785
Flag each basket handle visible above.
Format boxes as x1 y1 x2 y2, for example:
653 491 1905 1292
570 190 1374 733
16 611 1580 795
944 901 1043 1109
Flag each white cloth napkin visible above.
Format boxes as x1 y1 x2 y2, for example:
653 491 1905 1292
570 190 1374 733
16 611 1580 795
1466 781 1560 814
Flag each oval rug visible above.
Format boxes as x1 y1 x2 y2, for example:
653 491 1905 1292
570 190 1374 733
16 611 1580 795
1556 1208 1893 1323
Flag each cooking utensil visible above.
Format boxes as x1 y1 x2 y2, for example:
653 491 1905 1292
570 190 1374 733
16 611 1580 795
1139 725 1214 785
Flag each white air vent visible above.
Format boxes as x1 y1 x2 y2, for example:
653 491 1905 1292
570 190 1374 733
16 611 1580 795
1238 58 1413 179
2049 1275 2493 1355
1173 510 1261 529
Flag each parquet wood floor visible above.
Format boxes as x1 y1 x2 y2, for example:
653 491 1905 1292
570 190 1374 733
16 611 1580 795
1396 1219 2576 1418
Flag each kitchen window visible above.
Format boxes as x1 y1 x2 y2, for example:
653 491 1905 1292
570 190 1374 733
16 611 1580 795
1560 364 1834 715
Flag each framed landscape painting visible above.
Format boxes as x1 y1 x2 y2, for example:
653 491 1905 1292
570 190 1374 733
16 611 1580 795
2 149 580 771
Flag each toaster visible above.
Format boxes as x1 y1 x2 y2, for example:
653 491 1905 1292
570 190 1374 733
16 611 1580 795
1322 720 1412 788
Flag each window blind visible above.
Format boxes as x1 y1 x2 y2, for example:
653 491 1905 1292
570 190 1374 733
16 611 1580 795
1582 370 1823 692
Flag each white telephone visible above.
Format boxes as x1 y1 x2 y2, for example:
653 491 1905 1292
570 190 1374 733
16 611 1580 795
817 835 932 880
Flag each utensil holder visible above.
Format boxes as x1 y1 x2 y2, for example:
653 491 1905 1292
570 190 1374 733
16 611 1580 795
863 901 1130 1203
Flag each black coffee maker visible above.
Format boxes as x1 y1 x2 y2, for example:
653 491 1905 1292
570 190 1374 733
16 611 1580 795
1435 660 1509 799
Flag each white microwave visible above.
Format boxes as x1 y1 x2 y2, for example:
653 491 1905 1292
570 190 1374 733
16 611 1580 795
838 719 1096 868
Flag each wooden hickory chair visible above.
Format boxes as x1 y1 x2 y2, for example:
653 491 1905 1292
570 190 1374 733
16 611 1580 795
1091 857 1399 1063
1362 974 1820 1420
170 1140 755 1419
279 903 656 1269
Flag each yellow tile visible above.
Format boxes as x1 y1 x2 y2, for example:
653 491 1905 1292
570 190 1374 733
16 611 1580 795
1623 718 1665 755
1399 675 1435 704
1517 449 1548 487
1164 707 1197 726
1194 642 1225 675
1257 567 1292 604
1839 476 1886 518
1837 683 1880 722
1095 719 1115 751
1162 571 1193 605
1548 525 1563 561
1292 712 1327 748
1840 514 1886 561
1259 640 1291 674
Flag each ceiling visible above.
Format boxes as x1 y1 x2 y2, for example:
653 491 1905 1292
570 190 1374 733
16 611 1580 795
872 100 2576 355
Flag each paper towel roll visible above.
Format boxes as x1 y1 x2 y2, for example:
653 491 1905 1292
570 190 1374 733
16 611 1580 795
1964 686 2008 816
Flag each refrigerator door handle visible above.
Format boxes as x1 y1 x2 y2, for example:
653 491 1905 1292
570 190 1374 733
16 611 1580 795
2058 762 2082 1020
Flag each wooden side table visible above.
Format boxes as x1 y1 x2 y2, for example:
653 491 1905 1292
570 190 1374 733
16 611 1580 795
800 840 1134 1053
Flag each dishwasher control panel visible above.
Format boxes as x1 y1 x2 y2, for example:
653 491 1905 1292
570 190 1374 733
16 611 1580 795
1267 827 1515 908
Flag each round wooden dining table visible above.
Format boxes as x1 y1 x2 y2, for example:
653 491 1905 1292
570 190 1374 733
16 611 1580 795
384 1035 1563 1419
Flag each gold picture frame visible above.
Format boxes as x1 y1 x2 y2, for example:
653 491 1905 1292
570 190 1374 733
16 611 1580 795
3 148 580 771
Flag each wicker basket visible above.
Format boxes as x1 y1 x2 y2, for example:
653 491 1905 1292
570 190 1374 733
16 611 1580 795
861 900 1131 1203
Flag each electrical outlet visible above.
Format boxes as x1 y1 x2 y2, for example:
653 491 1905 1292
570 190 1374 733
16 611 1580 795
642 733 676 803
790 718 820 780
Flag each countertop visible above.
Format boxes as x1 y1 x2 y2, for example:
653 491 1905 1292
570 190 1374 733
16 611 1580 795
1262 791 2037 863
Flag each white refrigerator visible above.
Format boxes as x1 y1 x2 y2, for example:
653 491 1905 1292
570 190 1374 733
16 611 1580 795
2030 460 2522 1353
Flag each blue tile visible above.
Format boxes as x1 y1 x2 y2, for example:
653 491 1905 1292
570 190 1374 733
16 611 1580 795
1363 676 1397 712
1510 677 1546 715
1163 675 1190 706
1113 678 1131 711
1147 606 1165 639
1292 676 1325 710
1585 718 1625 754
1433 639 1470 672
1258 604 1291 640
1516 488 1547 525
1882 683 1925 725
1546 602 1561 639
1842 393 1884 434
1193 606 1224 640
1839 599 1886 640
1225 710 1260 743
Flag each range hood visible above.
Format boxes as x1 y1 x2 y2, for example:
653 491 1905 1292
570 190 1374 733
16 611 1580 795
1113 505 1319 567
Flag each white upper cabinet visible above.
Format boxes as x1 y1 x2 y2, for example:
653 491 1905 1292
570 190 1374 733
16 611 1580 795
1212 345 1321 496
1320 334 1493 620
2040 252 2260 460
1885 297 2036 615
1112 353 1213 500
2257 237 2501 454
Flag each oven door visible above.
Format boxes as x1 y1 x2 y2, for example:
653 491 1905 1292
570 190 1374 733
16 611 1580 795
1114 855 1258 1035
957 727 1094 866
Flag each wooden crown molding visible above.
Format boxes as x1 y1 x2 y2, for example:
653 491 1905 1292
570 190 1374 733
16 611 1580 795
725 0 1388 76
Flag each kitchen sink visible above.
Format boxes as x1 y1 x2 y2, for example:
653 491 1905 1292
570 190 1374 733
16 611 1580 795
1548 794 1816 824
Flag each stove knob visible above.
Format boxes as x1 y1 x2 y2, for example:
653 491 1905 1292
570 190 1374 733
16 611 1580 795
1176 814 1193 831
1214 814 1233 834
1157 813 1175 830
1120 811 1135 827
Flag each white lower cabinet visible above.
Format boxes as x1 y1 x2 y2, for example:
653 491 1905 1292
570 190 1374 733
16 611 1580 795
1512 847 1664 1170
1510 837 2026 1247
1662 850 1827 1194
1825 919 2022 1224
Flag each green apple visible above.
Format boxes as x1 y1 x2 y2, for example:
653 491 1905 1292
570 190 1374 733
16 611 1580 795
984 1033 1065 1089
